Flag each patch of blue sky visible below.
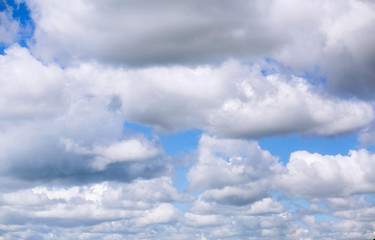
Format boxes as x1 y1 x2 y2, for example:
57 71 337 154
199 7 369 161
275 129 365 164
315 201 327 209
172 202 187 216
272 191 284 201
123 122 202 157
365 194 375 203
296 65 327 85
259 134 359 165
158 129 202 157
280 197 310 213
124 121 201 195
261 57 293 76
0 0 6 11
314 213 341 223
366 144 375 152
292 198 310 209
124 121 153 137
0 44 6 55
0 0 34 53
158 129 202 196
295 220 309 229
7 0 32 27
173 167 190 191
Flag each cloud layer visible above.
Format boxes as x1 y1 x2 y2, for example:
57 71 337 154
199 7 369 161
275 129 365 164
1 0 375 239
25 0 375 98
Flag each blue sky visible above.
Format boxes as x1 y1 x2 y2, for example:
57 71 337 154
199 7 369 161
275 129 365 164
1 0 375 239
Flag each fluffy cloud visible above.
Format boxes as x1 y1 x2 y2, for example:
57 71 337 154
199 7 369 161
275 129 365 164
68 60 374 137
25 0 282 66
278 149 375 198
0 177 183 229
182 135 375 239
187 134 280 193
1 45 373 187
24 0 375 97
5 45 371 140
0 46 66 121
0 46 169 186
2 1 375 237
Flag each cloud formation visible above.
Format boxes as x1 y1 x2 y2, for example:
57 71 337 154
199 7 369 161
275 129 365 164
0 46 169 186
25 0 375 97
279 149 375 198
1 0 375 239
67 59 375 137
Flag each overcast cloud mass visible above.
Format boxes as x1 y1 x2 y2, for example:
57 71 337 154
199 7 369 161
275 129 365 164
1 0 375 239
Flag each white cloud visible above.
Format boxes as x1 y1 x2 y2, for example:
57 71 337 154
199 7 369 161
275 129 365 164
25 0 281 66
0 45 67 122
183 213 227 227
136 203 179 226
24 0 375 98
93 61 373 137
187 134 280 193
2 46 372 142
279 149 375 198
0 177 184 228
1 1 375 238
247 198 285 215
62 138 162 171
0 46 169 185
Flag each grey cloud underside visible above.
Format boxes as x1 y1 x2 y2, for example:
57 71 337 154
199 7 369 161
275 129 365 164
25 0 375 98
6 157 168 185
27 0 282 66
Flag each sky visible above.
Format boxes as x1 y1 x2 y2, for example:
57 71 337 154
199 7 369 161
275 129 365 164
0 0 375 239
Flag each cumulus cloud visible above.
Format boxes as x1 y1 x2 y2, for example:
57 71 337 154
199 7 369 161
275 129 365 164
0 46 169 186
181 135 375 239
0 46 66 121
61 138 162 171
67 60 374 138
278 149 375 198
5 45 371 140
1 45 374 187
2 0 375 238
23 0 375 98
187 134 280 193
25 0 282 66
0 177 184 227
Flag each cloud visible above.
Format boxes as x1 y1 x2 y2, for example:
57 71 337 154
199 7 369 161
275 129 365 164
182 135 375 239
6 45 371 140
24 0 375 98
187 134 280 193
1 45 373 187
0 177 183 228
61 137 162 171
278 149 375 198
0 46 66 121
67 60 374 138
0 46 169 185
25 0 282 66
1 1 375 237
